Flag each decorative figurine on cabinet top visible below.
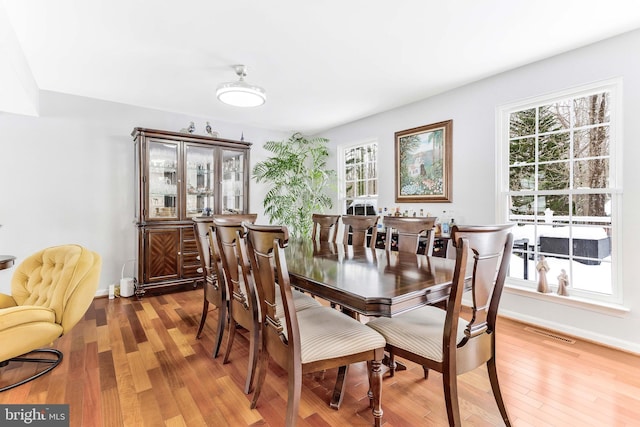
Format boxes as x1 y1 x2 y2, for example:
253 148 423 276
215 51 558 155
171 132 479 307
180 121 196 134
205 121 219 138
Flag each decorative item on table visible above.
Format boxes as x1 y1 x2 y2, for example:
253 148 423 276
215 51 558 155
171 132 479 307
180 121 196 134
536 255 551 293
557 269 570 296
205 121 219 138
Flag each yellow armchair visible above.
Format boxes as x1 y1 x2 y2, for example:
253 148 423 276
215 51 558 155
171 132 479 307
0 244 101 392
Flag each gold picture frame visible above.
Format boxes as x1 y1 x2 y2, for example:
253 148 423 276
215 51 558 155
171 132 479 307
395 120 453 202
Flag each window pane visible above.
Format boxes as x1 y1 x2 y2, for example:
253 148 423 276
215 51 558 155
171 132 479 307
536 105 562 133
356 180 366 196
368 162 377 179
574 92 609 127
510 195 535 216
369 179 377 196
574 158 609 189
538 162 569 190
345 165 355 181
509 165 535 191
540 101 570 130
345 183 354 198
544 194 570 221
510 108 536 137
574 127 609 159
539 132 570 162
355 146 364 163
573 193 611 219
355 164 364 180
510 137 535 165
345 149 355 165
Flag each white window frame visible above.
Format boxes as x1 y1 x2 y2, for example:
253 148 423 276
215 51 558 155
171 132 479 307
496 78 623 306
338 140 378 214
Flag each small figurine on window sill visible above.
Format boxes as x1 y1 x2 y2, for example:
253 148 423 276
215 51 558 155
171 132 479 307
557 269 570 296
536 255 551 293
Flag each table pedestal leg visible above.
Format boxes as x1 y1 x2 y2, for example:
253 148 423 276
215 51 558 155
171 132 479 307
330 365 349 409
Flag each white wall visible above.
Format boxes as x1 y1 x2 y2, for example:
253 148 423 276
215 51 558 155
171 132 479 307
0 91 284 296
321 29 640 353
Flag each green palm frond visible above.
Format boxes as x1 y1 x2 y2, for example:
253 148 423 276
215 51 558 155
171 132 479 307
253 132 336 238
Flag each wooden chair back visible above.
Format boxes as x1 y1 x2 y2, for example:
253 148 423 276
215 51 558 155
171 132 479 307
340 215 378 247
382 216 437 254
449 224 514 347
311 213 340 242
212 213 259 393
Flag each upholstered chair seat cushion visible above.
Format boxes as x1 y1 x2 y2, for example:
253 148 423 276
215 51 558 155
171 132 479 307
282 306 386 364
239 279 320 319
275 286 321 319
366 305 466 362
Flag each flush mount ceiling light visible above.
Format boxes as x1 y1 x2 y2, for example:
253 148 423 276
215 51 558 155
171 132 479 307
216 65 266 107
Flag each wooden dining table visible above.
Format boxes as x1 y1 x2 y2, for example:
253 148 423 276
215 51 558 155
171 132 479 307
283 239 463 409
284 239 460 317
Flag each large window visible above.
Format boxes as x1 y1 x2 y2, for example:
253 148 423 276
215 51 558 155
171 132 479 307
341 141 378 215
497 80 621 304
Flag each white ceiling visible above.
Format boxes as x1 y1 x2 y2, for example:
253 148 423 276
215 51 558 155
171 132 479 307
3 0 640 134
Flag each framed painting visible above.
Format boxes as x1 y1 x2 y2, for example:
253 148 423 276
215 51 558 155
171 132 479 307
395 120 452 202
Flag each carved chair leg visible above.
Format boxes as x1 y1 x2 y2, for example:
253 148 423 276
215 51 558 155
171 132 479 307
487 358 512 427
196 300 209 339
370 359 383 427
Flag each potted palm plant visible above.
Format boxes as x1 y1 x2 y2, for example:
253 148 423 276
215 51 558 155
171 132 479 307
253 132 336 238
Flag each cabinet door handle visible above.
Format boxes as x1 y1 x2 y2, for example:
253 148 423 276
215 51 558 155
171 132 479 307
178 251 181 255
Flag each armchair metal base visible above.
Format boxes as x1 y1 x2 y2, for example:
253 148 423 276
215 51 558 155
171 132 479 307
0 349 63 392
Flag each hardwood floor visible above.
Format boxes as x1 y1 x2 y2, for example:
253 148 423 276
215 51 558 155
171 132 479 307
1 289 639 426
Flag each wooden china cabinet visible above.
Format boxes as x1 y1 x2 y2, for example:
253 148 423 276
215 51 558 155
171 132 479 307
132 127 251 296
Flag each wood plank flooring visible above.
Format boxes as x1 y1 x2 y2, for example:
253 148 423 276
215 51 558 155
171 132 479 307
1 289 639 426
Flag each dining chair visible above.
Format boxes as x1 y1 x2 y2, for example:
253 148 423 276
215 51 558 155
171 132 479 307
366 224 514 427
340 215 378 247
193 214 257 359
311 213 341 242
213 215 262 394
381 216 437 254
214 216 321 395
240 222 386 427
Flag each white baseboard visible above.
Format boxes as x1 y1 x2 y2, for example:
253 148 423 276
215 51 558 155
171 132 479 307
498 308 640 355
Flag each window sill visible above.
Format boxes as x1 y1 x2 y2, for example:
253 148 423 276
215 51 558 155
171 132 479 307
504 283 630 317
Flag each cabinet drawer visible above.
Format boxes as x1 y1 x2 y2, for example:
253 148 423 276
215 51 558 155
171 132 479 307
182 252 200 266
183 264 201 277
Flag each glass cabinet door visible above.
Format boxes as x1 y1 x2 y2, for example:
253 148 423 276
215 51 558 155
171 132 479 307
148 140 178 219
185 144 215 217
221 149 245 214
